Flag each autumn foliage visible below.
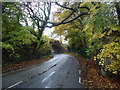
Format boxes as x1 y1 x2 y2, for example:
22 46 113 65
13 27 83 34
2 57 50 73
76 55 120 88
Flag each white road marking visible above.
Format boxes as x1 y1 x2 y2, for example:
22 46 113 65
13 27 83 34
79 70 81 83
79 70 81 74
42 71 55 83
45 86 50 88
5 81 23 89
79 77 81 83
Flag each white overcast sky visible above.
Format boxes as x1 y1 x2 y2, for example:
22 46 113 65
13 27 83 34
43 3 58 38
20 2 68 44
43 2 68 44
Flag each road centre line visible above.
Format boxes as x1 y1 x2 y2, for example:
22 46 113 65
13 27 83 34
4 64 57 89
5 81 23 90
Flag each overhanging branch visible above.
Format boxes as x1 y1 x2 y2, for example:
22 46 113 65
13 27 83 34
46 12 89 28
55 2 74 11
55 2 90 11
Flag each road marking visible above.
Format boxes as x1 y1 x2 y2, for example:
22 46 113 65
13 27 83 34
79 70 81 83
42 71 55 83
4 64 57 89
41 64 57 74
45 86 50 88
5 81 23 89
79 70 81 74
79 77 81 83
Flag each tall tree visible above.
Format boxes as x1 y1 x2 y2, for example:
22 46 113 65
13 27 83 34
21 2 90 41
115 2 120 24
22 2 51 40
53 2 120 75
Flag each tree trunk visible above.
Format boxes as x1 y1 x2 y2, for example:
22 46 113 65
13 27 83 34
116 3 120 24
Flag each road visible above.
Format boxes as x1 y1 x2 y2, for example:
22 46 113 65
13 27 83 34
2 54 84 89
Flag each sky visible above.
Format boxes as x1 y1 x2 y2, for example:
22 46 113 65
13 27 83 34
20 2 68 44
43 3 68 44
43 3 57 38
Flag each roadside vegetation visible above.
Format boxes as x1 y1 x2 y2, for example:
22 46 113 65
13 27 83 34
1 2 52 67
2 57 50 73
53 2 120 78
76 55 120 88
1 1 120 88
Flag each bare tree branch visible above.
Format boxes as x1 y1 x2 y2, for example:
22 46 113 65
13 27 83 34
58 2 80 23
46 12 89 28
55 2 90 11
55 2 75 11
45 2 89 28
24 3 46 23
22 2 89 40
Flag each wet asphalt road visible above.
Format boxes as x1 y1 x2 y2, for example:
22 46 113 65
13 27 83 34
2 54 83 89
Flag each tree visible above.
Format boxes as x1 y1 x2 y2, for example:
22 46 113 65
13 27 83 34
115 2 120 24
22 2 51 40
2 2 51 63
2 2 23 41
20 2 90 41
53 2 120 76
